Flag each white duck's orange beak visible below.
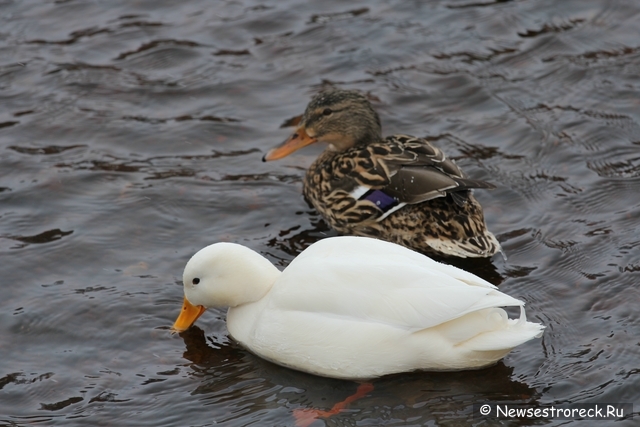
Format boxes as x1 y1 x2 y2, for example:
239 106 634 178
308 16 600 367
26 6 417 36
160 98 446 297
262 126 317 161
171 296 207 332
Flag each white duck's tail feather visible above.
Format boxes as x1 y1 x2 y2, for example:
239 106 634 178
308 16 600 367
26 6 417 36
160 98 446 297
461 306 544 352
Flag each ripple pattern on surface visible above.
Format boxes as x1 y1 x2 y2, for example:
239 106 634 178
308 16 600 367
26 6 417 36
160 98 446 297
1 0 640 425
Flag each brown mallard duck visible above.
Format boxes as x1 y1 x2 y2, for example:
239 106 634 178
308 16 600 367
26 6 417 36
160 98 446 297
263 89 501 258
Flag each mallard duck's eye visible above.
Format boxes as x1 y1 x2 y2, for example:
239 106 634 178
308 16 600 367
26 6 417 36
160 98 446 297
322 108 333 116
192 278 200 285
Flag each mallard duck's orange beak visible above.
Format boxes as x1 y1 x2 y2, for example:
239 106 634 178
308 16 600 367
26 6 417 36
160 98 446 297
171 296 207 332
262 126 318 161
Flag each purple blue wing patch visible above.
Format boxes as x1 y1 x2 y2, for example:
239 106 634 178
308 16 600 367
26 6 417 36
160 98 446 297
361 189 399 212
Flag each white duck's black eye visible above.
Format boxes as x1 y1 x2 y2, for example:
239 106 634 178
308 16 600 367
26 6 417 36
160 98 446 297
322 108 333 116
192 278 200 285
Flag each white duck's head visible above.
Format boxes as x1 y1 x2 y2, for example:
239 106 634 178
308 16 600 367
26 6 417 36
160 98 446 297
172 242 280 332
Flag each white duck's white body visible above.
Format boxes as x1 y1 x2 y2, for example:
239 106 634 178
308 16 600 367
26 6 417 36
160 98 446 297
176 236 543 380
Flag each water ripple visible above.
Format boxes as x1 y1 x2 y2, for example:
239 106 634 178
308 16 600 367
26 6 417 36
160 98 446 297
1 0 640 425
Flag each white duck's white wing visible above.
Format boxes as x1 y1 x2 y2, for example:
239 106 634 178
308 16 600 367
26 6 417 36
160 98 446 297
295 235 498 289
270 236 523 331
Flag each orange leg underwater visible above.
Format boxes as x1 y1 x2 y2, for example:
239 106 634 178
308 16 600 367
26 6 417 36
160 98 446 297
293 382 374 427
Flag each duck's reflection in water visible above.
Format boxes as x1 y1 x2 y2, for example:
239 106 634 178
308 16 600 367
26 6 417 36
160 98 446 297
177 325 539 426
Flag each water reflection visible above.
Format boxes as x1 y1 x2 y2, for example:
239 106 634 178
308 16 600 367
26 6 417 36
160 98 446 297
4 228 73 248
177 325 539 426
264 210 336 262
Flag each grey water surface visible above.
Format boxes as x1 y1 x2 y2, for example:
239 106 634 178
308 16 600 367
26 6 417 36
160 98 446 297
1 0 639 426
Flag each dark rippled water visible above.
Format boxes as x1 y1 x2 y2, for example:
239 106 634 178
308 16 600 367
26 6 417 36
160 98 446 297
1 1 639 426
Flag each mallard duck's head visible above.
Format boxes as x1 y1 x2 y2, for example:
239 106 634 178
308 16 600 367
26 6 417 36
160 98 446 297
263 90 382 161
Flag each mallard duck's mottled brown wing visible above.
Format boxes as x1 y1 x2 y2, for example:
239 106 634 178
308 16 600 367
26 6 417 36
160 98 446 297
336 135 494 206
384 166 496 205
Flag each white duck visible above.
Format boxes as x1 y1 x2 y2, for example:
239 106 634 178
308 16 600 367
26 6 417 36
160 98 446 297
172 236 543 380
